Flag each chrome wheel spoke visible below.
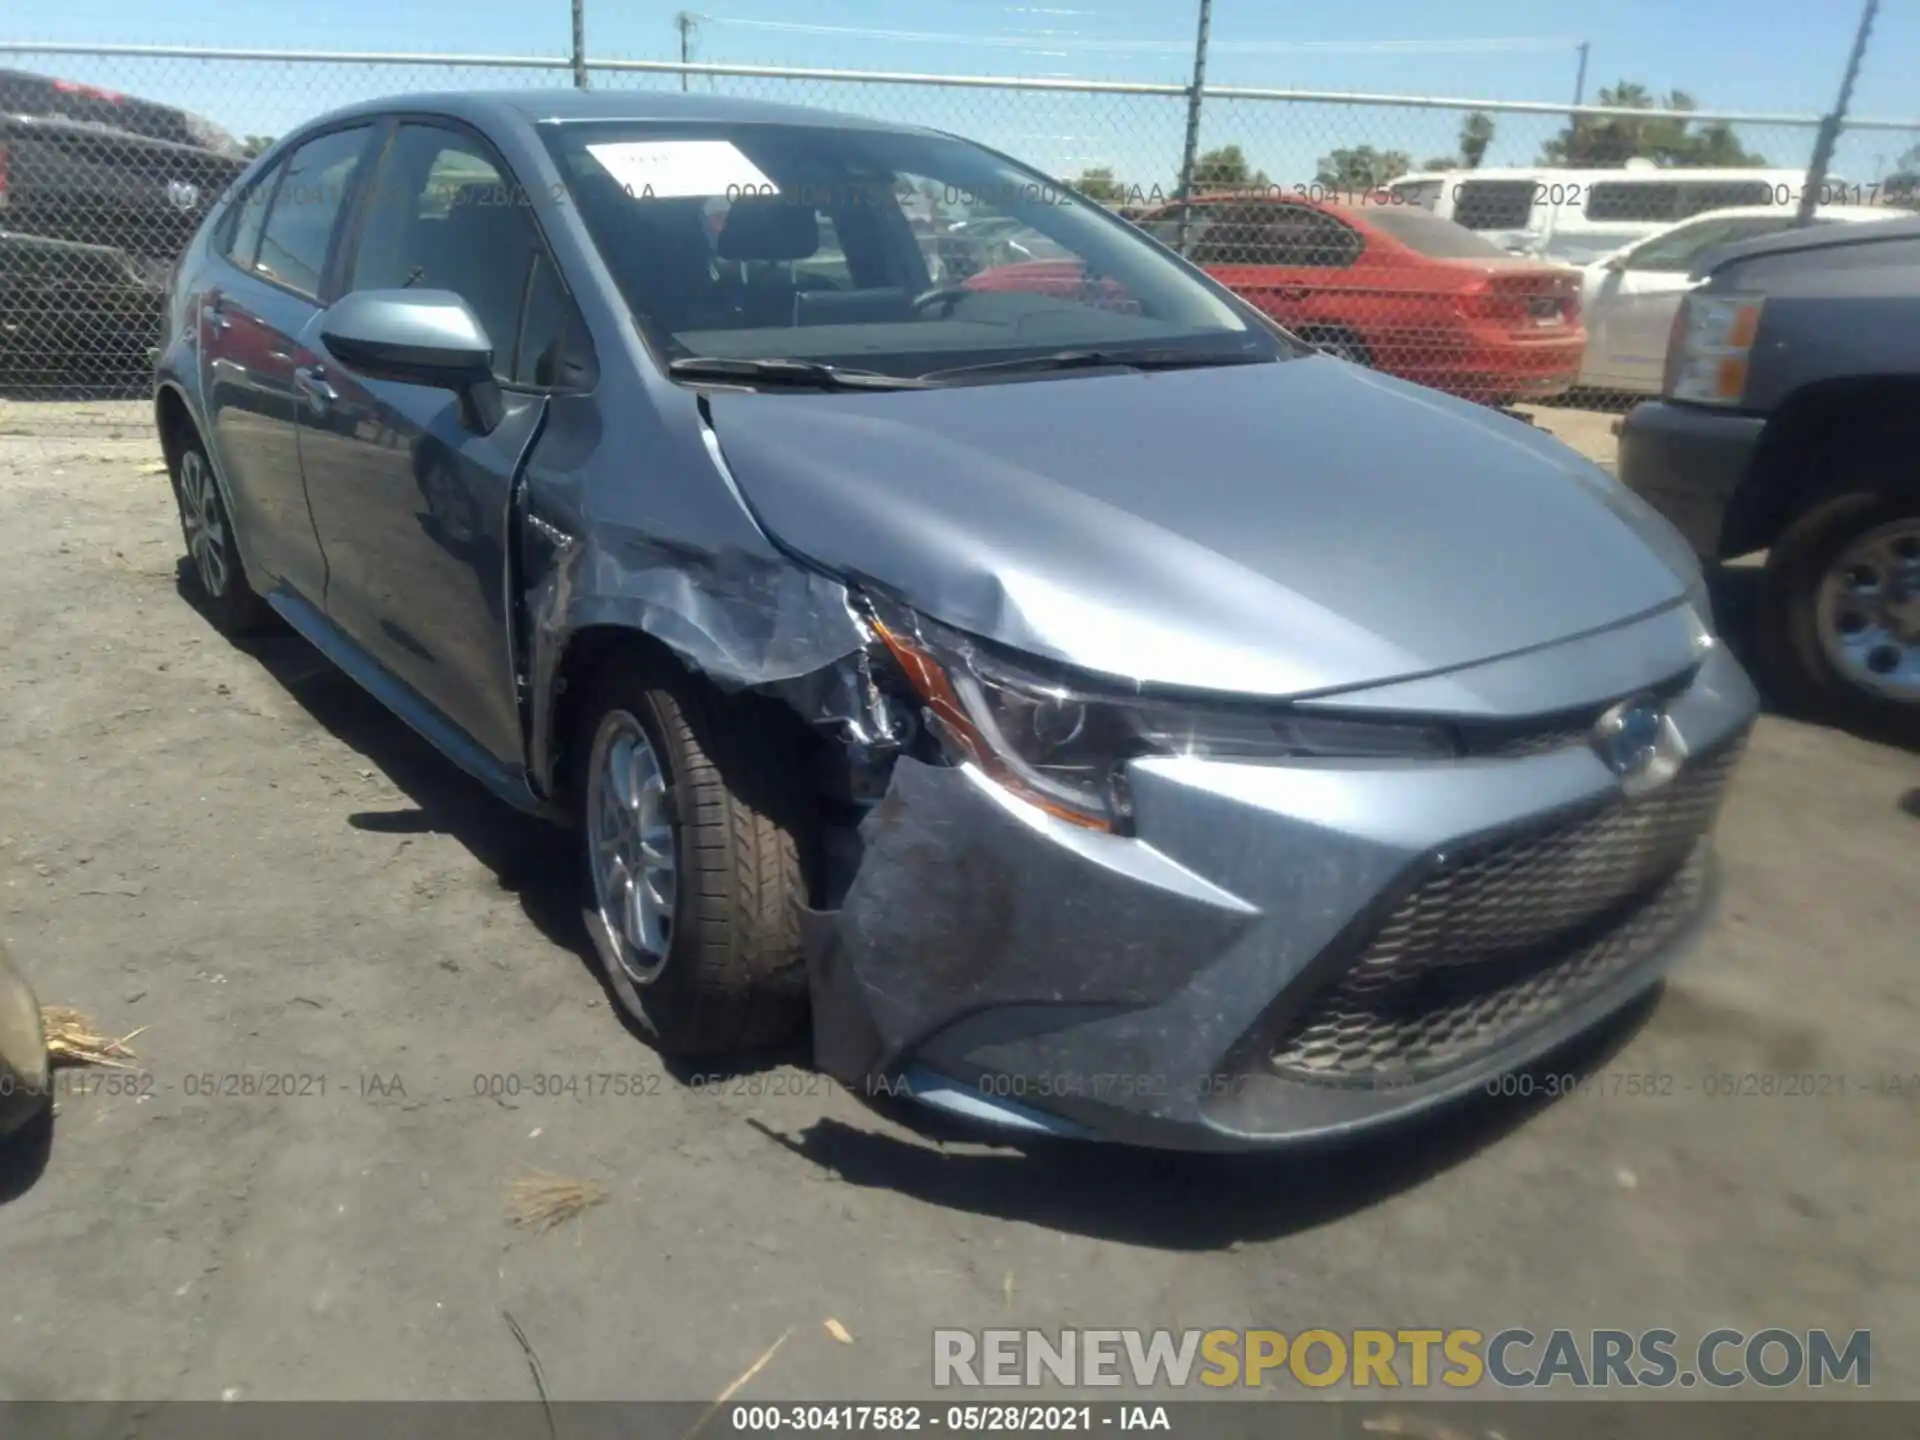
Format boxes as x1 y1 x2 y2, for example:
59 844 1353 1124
1816 518 1920 702
584 710 677 985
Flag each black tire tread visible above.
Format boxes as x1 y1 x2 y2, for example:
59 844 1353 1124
580 655 810 1056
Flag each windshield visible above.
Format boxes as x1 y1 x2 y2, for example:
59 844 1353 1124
540 121 1278 379
1359 206 1512 259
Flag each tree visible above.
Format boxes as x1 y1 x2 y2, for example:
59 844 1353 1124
1074 167 1124 203
1538 81 1766 167
1189 144 1270 192
1418 112 1496 173
1459 111 1495 169
1313 145 1413 191
242 135 275 158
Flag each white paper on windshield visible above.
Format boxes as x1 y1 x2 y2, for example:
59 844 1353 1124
585 140 778 199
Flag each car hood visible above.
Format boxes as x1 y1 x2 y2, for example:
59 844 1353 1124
703 355 1698 699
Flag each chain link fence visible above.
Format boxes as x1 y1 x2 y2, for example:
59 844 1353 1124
2 41 1917 433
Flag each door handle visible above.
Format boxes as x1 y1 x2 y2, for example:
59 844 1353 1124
294 364 339 410
201 299 231 332
1275 285 1309 302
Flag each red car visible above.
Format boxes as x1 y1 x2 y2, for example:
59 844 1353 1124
1137 194 1584 405
961 194 1582 406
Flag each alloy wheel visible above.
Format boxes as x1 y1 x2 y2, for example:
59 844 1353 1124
585 709 679 985
177 450 231 598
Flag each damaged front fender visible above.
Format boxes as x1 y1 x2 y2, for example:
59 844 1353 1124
517 391 873 800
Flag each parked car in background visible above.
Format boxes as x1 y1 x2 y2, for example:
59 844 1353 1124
1130 194 1584 406
1619 214 1920 736
1386 162 1841 264
1578 204 1894 395
155 90 1754 1150
0 69 246 388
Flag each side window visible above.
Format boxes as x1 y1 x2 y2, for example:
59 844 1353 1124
222 161 283 268
1271 209 1363 268
1628 217 1789 272
349 123 570 385
253 126 372 298
515 250 592 388
1187 204 1265 265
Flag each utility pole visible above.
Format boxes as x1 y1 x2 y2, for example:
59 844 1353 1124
1799 0 1878 224
675 12 701 93
1572 40 1589 107
571 0 588 89
1173 0 1212 254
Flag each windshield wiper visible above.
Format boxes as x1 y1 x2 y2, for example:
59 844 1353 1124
668 356 931 390
921 347 1271 384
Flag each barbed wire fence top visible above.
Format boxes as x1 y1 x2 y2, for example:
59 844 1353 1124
1 32 1916 431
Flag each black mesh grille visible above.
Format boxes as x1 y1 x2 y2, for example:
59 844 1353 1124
1268 741 1743 1086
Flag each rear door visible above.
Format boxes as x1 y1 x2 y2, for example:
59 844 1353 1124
197 124 377 603
299 119 583 766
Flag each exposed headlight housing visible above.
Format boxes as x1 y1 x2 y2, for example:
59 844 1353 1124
1664 292 1764 407
866 600 1454 831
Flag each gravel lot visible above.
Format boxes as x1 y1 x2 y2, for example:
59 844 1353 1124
0 400 1915 1404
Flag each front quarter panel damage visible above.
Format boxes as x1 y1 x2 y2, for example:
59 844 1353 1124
519 391 868 799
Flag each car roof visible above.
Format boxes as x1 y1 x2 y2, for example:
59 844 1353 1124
1698 211 1920 269
1660 203 1895 224
309 87 923 136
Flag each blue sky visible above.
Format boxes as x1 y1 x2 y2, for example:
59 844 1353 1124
11 0 1919 190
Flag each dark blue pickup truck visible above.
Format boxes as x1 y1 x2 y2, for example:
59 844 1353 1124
1620 213 1920 738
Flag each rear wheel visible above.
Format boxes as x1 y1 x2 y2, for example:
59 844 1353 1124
574 653 812 1056
171 438 274 636
1759 489 1920 739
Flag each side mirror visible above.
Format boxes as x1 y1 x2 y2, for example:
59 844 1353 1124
318 289 503 432
1603 254 1629 272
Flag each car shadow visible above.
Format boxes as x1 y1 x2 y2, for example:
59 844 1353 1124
747 989 1660 1250
174 565 597 972
0 1108 53 1207
175 565 824 1068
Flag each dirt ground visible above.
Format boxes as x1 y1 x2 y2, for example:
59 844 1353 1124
0 400 1916 1404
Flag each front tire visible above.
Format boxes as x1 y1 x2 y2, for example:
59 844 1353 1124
574 655 812 1056
1758 489 1920 739
171 438 273 637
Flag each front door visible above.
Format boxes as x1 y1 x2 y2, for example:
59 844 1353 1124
298 121 578 768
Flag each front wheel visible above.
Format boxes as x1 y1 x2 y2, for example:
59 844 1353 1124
1758 490 1920 739
574 656 812 1056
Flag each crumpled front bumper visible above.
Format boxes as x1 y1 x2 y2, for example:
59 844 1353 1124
805 641 1758 1151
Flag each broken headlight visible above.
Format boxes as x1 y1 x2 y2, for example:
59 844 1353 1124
867 602 1453 832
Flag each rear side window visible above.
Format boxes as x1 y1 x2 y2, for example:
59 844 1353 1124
1453 180 1536 231
222 162 283 268
1586 179 1775 223
1360 207 1510 258
1187 203 1360 267
253 126 373 298
348 121 587 388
